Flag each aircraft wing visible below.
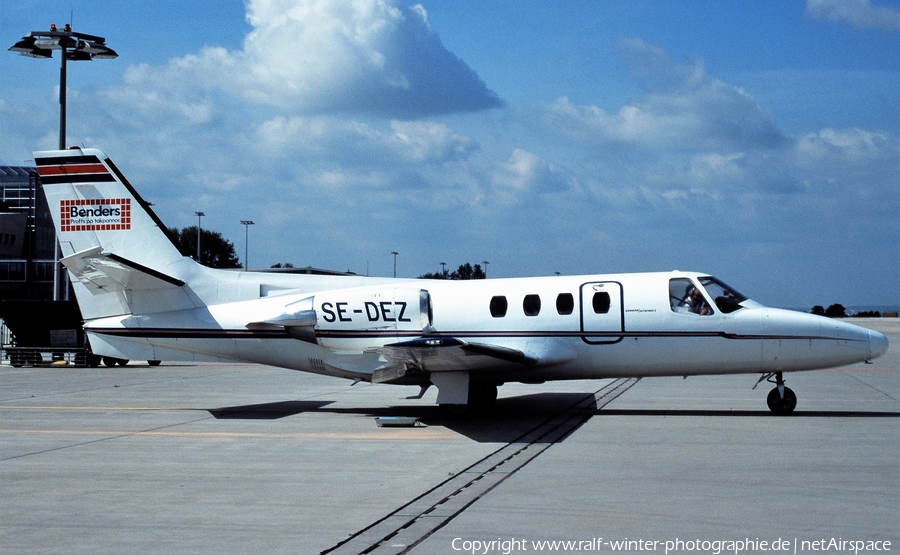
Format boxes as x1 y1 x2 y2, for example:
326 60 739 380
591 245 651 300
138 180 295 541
60 246 185 295
372 337 540 384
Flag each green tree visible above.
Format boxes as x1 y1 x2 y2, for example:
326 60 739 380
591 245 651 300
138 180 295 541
854 310 881 318
420 270 449 280
169 226 241 269
824 303 847 318
419 263 485 280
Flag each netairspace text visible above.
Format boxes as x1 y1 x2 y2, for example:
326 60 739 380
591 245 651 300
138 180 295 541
450 537 892 554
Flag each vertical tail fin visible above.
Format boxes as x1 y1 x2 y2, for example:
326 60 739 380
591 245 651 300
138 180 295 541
35 147 199 319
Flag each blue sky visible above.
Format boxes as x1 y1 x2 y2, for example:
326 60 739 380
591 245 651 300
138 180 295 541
1 0 897 309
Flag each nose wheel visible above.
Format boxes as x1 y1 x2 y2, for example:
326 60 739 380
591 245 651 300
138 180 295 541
759 372 797 414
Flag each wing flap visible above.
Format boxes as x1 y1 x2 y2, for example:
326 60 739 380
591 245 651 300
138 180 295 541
60 246 185 295
373 337 537 384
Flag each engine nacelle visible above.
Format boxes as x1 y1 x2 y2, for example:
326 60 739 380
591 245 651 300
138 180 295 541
266 286 432 353
314 286 432 352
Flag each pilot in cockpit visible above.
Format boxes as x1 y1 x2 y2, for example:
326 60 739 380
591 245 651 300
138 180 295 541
687 286 712 316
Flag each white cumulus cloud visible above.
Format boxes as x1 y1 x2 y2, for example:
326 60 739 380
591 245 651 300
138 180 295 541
806 0 900 31
521 38 785 152
116 0 502 118
251 116 477 166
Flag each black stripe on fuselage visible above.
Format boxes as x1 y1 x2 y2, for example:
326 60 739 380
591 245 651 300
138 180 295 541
88 328 290 339
84 327 856 343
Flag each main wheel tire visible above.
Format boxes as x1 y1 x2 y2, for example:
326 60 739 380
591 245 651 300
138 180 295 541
469 383 498 408
767 386 797 414
439 403 474 418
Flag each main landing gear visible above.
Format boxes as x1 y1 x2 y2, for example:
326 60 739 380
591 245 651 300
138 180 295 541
439 383 498 417
756 372 797 415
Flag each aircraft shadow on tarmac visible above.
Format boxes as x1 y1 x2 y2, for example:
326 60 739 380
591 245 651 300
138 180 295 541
597 409 900 418
208 400 334 419
206 395 899 443
207 392 603 442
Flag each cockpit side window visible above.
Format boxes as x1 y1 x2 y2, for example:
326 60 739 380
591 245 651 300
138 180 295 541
699 276 747 314
669 278 713 316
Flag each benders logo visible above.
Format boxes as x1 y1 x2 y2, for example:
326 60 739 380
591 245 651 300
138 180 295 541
60 199 131 232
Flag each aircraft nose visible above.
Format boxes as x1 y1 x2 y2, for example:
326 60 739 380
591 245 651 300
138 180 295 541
868 329 889 361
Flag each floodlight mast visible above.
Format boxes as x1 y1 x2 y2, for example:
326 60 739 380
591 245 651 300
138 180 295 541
8 23 118 149
8 23 117 300
240 220 255 272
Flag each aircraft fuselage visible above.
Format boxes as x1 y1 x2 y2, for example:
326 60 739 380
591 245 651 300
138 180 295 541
35 147 889 414
83 270 886 385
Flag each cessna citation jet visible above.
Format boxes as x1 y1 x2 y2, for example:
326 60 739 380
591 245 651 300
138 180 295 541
36 147 888 415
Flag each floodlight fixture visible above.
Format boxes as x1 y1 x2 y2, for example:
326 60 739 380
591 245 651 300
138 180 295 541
8 23 118 149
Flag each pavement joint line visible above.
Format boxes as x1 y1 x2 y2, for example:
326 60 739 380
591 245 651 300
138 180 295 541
844 372 899 401
0 405 203 411
319 377 641 555
0 414 216 462
0 367 253 404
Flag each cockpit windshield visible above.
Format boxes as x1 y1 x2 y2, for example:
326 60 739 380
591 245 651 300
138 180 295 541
698 276 747 314
669 276 748 316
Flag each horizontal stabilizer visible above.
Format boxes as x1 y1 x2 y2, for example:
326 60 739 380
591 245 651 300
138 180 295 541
60 246 185 295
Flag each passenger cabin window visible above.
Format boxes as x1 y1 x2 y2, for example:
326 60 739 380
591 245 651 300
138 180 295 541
523 294 541 316
490 296 508 318
669 278 713 316
556 293 574 315
592 292 611 314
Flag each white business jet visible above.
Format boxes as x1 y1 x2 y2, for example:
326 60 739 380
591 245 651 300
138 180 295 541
35 147 888 415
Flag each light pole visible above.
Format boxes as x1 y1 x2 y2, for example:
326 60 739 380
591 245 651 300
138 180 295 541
482 260 490 279
241 220 254 271
10 23 117 301
194 211 204 262
440 261 447 278
391 251 399 278
9 24 118 149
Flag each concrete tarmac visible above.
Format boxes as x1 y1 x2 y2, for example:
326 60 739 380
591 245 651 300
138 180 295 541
1 319 897 555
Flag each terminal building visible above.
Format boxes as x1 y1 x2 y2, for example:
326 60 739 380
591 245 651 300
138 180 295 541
0 164 355 305
0 165 57 301
0 164 355 365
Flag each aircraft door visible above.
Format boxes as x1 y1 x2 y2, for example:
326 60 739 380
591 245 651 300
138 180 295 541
580 281 624 344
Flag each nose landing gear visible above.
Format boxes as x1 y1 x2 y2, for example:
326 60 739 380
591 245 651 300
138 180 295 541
755 372 797 414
